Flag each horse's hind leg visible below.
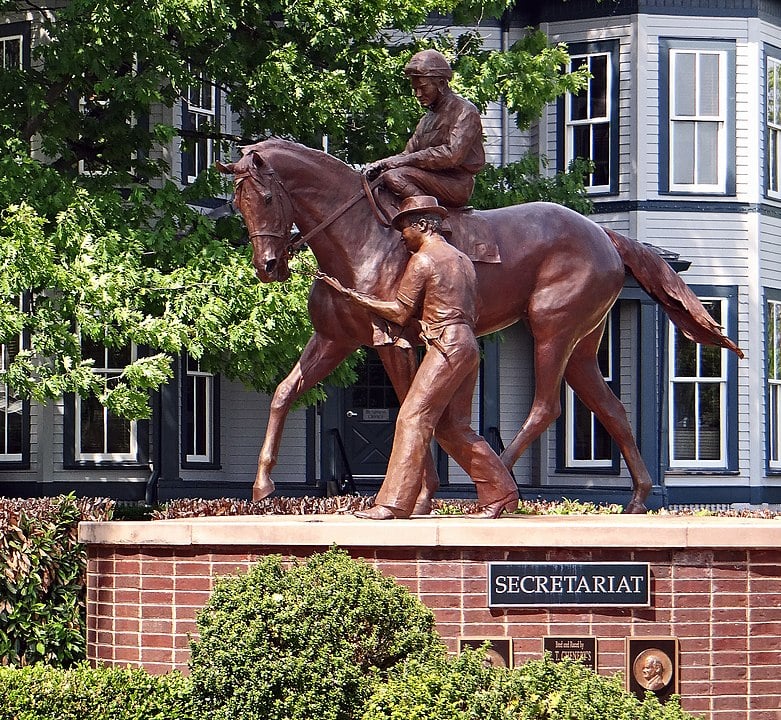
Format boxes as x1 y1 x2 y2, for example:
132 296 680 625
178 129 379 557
563 326 652 514
500 329 573 475
255 332 357 501
377 345 440 514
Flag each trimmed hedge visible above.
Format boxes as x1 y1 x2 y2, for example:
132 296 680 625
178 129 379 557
0 662 194 720
189 547 445 720
362 649 699 720
0 495 114 667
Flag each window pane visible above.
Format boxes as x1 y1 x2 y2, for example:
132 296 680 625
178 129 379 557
696 122 719 185
775 304 781 380
698 53 720 116
573 399 592 460
82 337 105 366
107 345 131 368
674 329 697 376
5 409 21 454
673 383 696 460
107 413 131 453
674 53 697 116
570 57 588 121
194 376 207 455
772 384 781 462
573 124 590 160
698 384 721 460
672 121 695 185
700 345 722 378
592 123 610 186
593 417 611 460
590 55 608 118
80 397 105 453
770 130 779 194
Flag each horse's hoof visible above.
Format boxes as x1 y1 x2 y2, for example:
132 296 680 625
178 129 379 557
623 501 648 514
412 499 433 515
253 479 275 501
354 505 408 520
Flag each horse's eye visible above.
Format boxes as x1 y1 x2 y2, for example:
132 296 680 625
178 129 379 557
263 192 273 205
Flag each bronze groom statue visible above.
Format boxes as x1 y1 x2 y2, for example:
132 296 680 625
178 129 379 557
319 196 519 520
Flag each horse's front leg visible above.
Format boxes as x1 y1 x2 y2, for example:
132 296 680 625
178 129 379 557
255 332 357 500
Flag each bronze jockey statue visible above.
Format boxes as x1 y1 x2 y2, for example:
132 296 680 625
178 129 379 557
364 49 485 208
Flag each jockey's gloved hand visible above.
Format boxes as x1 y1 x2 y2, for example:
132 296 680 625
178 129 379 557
363 161 385 181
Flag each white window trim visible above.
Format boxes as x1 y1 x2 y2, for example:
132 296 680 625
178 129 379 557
768 56 781 199
669 49 728 193
565 314 613 468
185 359 214 464
565 51 612 194
75 343 138 462
668 298 728 469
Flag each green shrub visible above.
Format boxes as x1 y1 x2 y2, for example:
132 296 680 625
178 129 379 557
362 651 700 720
0 662 194 720
189 546 445 720
0 495 114 667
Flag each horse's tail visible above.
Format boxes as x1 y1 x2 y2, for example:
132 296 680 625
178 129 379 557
603 227 744 359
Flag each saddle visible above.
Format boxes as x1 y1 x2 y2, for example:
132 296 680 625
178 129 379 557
372 186 501 264
443 209 501 264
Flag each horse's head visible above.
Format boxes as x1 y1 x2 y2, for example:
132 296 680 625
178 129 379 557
216 147 293 282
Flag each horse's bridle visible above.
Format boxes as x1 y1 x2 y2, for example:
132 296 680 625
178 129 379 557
233 162 299 257
228 152 392 260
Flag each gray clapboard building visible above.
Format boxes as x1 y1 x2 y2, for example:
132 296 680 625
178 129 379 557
2 0 780 508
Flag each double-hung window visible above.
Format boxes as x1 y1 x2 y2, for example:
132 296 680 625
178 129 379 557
564 50 616 192
767 52 781 198
661 39 735 194
1 33 22 69
560 313 618 471
75 339 138 463
561 41 618 194
668 298 728 468
182 355 218 467
183 69 219 184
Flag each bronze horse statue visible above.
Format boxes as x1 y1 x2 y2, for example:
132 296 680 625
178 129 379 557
217 138 743 514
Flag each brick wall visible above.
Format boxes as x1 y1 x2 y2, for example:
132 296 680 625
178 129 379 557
82 516 781 720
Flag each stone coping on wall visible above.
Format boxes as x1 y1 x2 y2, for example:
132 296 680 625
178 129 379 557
78 513 781 549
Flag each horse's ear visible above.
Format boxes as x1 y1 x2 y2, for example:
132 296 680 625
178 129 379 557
250 151 265 170
215 160 234 174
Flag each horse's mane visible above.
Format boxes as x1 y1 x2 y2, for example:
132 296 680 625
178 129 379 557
239 137 359 179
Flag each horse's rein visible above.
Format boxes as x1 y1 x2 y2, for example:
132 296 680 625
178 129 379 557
286 174 390 255
234 163 390 256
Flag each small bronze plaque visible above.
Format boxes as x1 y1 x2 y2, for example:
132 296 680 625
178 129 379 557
458 636 513 668
543 636 597 671
626 637 679 703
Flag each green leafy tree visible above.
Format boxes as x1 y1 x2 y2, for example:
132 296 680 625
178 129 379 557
0 0 589 417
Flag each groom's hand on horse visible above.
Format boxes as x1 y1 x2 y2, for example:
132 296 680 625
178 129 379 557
316 271 348 294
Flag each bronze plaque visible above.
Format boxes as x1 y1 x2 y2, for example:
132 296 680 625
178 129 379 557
543 636 597 671
458 637 513 668
626 637 679 703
